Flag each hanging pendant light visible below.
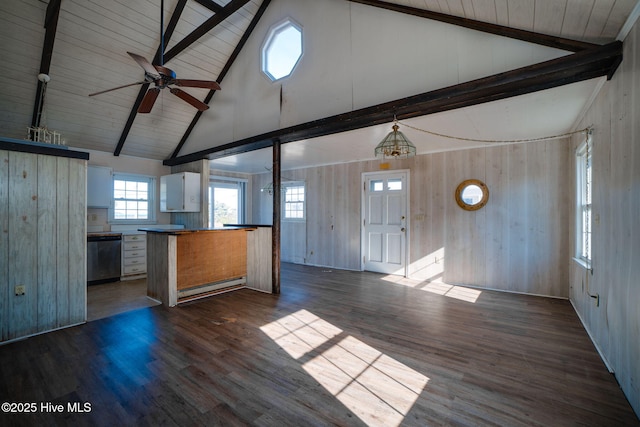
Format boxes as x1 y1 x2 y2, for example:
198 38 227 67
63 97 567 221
374 118 416 159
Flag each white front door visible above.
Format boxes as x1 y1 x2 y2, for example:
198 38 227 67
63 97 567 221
362 171 408 275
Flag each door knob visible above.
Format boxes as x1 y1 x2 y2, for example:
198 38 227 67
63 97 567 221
401 227 406 232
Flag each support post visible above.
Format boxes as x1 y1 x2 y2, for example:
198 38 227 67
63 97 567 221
272 140 281 294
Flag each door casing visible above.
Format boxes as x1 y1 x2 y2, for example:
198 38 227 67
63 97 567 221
361 170 410 276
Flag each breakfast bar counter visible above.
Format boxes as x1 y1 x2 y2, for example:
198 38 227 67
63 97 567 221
141 226 272 306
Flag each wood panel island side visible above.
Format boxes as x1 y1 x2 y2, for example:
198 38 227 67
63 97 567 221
141 226 272 306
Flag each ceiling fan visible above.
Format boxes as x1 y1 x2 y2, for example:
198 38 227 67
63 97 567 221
88 0 220 113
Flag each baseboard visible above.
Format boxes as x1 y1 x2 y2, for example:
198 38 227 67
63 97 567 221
0 321 86 346
569 299 614 373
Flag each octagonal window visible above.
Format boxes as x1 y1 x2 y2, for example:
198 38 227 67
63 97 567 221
261 19 303 81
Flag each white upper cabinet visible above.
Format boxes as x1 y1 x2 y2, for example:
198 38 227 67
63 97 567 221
160 172 201 212
87 165 112 208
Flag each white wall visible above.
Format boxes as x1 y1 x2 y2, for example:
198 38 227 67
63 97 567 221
569 16 640 417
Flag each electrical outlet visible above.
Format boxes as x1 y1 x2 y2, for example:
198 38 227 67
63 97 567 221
14 285 25 296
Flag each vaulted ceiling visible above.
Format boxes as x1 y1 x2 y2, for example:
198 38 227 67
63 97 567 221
0 0 638 172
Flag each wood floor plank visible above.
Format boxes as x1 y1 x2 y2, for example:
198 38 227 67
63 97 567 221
0 263 638 426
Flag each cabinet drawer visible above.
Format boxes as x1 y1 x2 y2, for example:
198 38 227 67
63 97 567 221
124 249 145 258
123 255 146 267
123 264 146 275
123 240 146 251
123 234 146 242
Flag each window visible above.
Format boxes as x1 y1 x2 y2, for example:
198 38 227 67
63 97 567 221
208 176 247 228
261 19 303 81
370 180 384 192
283 181 305 220
576 140 592 262
111 173 156 223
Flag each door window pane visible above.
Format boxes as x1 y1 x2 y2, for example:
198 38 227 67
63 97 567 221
370 180 384 192
387 179 403 191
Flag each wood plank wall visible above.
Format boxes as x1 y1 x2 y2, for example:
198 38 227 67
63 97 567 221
0 149 86 342
569 18 640 418
252 140 571 298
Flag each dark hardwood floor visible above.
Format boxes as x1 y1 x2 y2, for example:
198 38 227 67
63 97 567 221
87 279 160 322
1 263 638 426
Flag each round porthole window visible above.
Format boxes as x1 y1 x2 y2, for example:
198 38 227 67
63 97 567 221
455 179 489 211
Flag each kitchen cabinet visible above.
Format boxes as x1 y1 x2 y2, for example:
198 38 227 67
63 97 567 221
160 172 200 212
121 233 147 280
87 165 112 208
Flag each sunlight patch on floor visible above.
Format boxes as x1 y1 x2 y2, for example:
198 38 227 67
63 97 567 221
260 310 429 426
380 275 482 304
422 282 482 303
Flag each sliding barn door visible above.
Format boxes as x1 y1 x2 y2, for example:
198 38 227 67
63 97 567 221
362 171 408 275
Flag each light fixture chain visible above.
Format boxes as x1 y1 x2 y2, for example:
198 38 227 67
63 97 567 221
398 121 592 145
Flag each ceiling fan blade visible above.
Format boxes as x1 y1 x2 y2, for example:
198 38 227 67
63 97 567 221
169 87 209 111
173 79 221 90
127 52 160 78
138 88 161 113
88 81 146 97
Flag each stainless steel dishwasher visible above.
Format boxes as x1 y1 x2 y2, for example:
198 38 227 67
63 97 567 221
87 234 122 285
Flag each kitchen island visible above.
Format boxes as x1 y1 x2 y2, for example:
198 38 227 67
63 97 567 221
141 226 272 306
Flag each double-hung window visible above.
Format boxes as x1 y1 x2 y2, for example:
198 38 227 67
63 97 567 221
111 173 156 223
576 141 592 262
283 181 305 221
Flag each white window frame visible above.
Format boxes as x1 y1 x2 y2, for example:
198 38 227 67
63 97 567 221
282 181 305 222
208 176 247 228
576 140 592 263
260 18 303 82
109 172 156 224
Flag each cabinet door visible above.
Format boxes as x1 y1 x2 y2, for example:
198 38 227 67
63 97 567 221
87 166 112 208
161 173 185 211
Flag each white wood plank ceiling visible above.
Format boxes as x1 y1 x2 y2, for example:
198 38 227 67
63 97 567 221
0 0 638 168
393 0 636 44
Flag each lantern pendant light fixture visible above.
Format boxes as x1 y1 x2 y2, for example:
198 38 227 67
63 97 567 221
374 116 416 159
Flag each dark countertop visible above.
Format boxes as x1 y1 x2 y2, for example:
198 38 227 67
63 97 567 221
1 137 89 160
222 224 273 228
87 232 122 238
139 226 257 235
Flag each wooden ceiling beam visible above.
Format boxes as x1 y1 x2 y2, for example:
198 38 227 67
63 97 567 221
163 0 252 63
192 0 224 14
113 0 188 156
31 0 61 128
170 0 272 159
164 41 622 166
114 0 251 156
347 0 597 53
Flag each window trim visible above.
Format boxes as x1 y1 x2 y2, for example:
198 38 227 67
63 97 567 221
576 139 592 263
282 181 306 222
260 17 304 82
109 172 156 224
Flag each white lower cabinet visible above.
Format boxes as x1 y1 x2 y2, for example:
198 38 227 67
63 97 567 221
122 233 147 280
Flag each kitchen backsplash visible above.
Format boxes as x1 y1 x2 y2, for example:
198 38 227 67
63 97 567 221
87 208 109 231
87 208 183 233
